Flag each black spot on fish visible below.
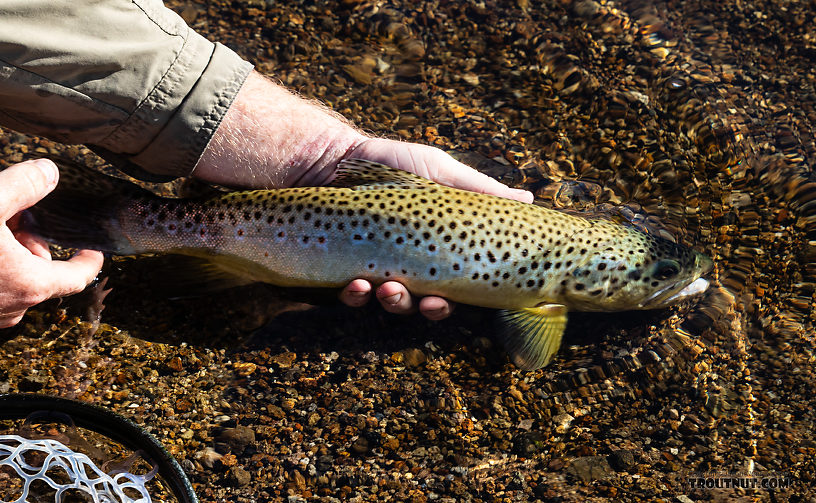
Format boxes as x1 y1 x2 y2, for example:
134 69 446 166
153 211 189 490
429 267 437 276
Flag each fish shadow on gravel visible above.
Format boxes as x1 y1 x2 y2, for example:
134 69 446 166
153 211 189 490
56 256 680 373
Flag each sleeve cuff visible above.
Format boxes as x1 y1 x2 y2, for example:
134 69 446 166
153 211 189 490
98 38 252 181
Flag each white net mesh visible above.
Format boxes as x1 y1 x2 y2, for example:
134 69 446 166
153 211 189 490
0 435 153 503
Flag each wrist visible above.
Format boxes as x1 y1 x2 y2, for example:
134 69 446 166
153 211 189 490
193 71 367 188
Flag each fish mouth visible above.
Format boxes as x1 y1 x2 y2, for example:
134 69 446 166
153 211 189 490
638 277 710 309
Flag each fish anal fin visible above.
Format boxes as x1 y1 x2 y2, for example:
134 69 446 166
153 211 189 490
330 159 439 190
496 304 568 371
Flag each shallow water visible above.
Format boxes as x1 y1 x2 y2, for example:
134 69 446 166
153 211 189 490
1 0 814 500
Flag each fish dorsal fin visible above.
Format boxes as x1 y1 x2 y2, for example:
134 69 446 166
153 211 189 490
331 159 439 190
496 304 568 370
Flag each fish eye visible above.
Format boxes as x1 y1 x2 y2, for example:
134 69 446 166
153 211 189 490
653 260 680 280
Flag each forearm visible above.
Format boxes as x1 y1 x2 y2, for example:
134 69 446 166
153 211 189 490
193 71 367 189
0 0 251 181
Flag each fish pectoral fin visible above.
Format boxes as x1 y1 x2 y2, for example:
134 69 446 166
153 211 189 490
331 159 439 190
496 304 568 371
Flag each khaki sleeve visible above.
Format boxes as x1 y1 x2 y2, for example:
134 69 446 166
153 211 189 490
0 0 253 180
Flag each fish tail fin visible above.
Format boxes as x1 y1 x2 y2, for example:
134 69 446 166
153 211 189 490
496 304 568 370
22 189 132 254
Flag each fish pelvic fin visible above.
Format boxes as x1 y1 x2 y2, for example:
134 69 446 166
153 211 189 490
331 159 439 190
139 255 257 299
496 304 568 371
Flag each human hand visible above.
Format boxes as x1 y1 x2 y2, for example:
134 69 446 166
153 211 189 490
337 138 534 321
0 159 104 328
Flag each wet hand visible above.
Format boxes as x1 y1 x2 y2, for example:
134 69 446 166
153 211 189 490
338 138 534 320
0 159 104 328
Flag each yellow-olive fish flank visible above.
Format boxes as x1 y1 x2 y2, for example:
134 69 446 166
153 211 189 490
25 160 713 370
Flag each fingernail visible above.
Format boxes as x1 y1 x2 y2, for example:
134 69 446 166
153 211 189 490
347 289 367 297
382 293 401 305
34 159 58 186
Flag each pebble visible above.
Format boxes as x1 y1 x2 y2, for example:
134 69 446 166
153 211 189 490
227 466 251 487
567 456 614 483
216 426 256 454
609 450 636 472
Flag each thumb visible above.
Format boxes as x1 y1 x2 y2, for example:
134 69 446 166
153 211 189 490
0 159 59 222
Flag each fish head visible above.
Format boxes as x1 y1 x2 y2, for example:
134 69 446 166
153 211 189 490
554 221 713 311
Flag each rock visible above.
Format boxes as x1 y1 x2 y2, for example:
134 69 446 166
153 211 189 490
216 426 256 455
512 431 546 457
351 436 370 455
267 404 286 419
567 456 614 483
316 455 334 472
552 413 574 434
228 466 251 487
401 348 426 367
195 447 223 470
609 449 636 472
18 373 48 392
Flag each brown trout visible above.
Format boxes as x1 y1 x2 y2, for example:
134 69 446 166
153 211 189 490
25 159 712 369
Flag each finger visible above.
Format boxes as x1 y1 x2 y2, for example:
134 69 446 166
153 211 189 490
0 159 59 221
339 278 373 307
418 296 455 321
376 281 415 314
13 230 52 260
437 161 534 204
348 139 534 203
44 249 105 299
0 313 25 329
